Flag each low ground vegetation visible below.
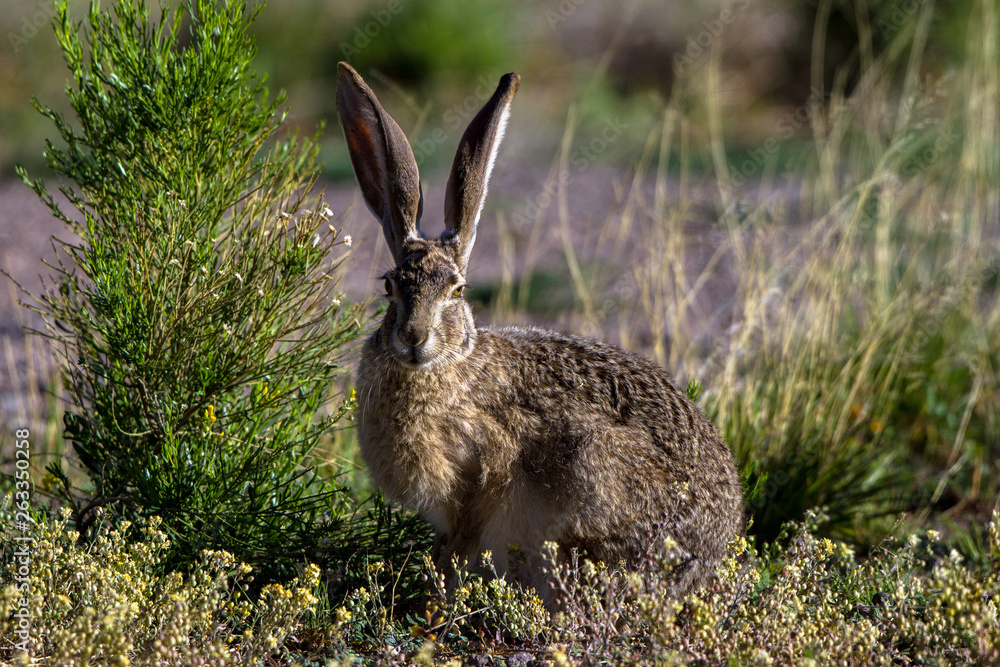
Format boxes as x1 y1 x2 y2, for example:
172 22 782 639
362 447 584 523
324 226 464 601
2 503 998 664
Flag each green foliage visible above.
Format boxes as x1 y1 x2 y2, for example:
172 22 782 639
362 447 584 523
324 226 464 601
340 0 516 90
12 0 430 581
684 378 701 402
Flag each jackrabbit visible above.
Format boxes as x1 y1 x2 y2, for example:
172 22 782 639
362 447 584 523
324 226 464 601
336 62 744 599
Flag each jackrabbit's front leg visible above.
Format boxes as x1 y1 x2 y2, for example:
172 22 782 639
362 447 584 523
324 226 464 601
430 530 479 596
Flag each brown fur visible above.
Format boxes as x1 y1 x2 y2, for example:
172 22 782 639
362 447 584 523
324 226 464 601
337 63 744 599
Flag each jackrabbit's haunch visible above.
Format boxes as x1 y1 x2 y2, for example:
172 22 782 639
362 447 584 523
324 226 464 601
336 62 743 599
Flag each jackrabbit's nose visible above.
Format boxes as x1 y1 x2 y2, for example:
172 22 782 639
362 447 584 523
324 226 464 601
396 327 428 348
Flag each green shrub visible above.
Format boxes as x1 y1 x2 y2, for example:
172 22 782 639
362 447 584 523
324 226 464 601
12 0 433 582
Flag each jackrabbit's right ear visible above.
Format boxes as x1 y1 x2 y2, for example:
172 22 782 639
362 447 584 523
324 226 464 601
336 62 423 263
443 72 519 270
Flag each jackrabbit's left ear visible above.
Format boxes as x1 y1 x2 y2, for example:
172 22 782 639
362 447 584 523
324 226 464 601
336 62 423 264
443 72 519 270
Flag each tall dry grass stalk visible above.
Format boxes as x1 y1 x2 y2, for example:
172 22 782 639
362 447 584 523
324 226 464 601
496 0 1000 543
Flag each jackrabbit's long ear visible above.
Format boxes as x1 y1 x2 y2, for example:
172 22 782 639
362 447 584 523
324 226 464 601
443 72 519 270
336 62 423 263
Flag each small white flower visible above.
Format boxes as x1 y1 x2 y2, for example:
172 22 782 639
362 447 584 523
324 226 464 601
234 273 243 283
201 267 207 274
313 234 320 247
321 205 334 219
170 259 180 266
278 210 291 220
223 323 232 335
332 297 341 306
343 235 353 247
328 224 337 234
258 288 265 297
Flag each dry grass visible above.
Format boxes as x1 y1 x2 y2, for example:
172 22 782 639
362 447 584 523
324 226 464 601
491 0 1000 545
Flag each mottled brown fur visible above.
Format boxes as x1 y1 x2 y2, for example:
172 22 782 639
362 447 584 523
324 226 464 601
337 62 744 600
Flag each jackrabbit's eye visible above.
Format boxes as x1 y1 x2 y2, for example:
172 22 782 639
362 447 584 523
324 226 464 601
451 285 465 298
383 278 393 296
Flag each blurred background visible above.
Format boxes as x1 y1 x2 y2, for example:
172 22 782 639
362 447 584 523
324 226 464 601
0 0 972 179
1 0 977 323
